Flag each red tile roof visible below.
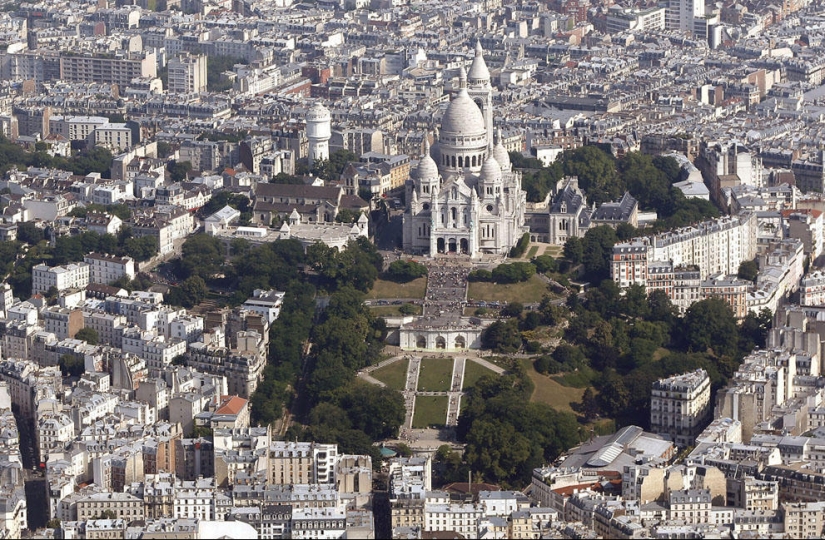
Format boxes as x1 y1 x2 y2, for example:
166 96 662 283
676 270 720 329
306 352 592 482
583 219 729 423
216 395 247 416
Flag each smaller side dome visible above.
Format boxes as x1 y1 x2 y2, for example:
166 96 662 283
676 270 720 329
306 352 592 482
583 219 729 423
492 129 511 171
415 138 439 180
480 155 502 181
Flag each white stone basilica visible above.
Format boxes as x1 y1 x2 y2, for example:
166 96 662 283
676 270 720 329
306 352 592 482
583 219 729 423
403 43 528 257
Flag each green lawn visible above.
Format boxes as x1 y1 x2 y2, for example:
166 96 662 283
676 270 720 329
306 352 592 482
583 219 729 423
366 277 427 299
462 359 497 390
412 396 448 428
417 357 454 392
526 245 539 259
369 304 422 317
370 358 409 390
543 245 563 257
467 274 551 304
521 359 585 414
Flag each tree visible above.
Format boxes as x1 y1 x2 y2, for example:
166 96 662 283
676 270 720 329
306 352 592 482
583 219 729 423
532 254 558 273
123 235 158 262
16 222 44 244
647 289 676 330
683 297 738 357
501 302 523 318
580 387 599 420
621 283 650 319
386 260 428 283
206 56 244 92
168 160 193 182
562 145 620 205
177 234 224 280
481 319 521 353
596 371 630 413
468 269 492 282
399 303 417 315
157 141 173 158
509 233 530 258
334 383 405 440
75 327 99 345
46 519 61 529
58 353 85 377
271 172 305 184
492 262 535 284
581 226 618 283
739 308 773 352
335 208 361 223
178 275 208 308
520 310 541 330
563 236 584 264
738 260 759 282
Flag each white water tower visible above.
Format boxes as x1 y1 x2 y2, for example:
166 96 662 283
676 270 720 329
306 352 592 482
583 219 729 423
306 102 331 164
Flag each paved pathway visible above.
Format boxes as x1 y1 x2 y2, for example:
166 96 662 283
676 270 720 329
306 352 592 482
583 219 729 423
402 356 422 429
359 373 386 387
466 356 505 375
445 357 466 426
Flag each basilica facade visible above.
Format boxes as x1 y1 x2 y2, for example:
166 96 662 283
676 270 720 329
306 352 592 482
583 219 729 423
402 43 528 257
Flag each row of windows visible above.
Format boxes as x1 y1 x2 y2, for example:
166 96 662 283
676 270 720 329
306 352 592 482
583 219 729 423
441 153 487 169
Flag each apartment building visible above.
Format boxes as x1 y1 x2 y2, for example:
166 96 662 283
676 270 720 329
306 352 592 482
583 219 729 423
800 270 825 306
59 51 157 86
84 253 136 286
42 307 84 340
650 370 712 447
167 54 207 94
49 115 109 141
75 492 145 522
782 501 825 538
612 213 757 288
32 263 90 295
92 123 133 152
268 441 338 485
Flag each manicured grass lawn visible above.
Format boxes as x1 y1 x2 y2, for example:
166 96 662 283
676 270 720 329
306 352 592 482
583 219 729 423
521 359 584 414
462 359 497 390
551 366 598 388
412 396 448 428
417 357 454 392
467 274 551 304
543 245 563 257
369 304 422 317
526 245 539 259
366 277 427 299
370 358 409 390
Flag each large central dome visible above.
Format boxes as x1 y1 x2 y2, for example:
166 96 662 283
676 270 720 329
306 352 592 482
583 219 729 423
440 88 486 137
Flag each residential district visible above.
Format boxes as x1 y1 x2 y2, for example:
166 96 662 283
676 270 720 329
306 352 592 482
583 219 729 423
1 0 825 537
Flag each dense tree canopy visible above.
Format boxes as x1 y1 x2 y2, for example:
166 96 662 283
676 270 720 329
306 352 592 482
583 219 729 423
457 367 579 488
385 260 428 283
683 297 739 358
175 234 225 281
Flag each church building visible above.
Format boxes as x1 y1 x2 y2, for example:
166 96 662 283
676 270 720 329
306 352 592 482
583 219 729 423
402 43 528 257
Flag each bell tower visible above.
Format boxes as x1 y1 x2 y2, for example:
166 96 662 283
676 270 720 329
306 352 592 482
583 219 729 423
467 41 493 149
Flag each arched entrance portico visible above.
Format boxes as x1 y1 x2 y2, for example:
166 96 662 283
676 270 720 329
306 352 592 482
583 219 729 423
435 336 446 349
460 238 468 254
448 239 457 253
416 336 427 349
455 336 466 349
437 238 445 253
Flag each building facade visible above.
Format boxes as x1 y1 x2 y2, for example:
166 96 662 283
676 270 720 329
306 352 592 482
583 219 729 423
650 369 712 447
403 43 527 257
